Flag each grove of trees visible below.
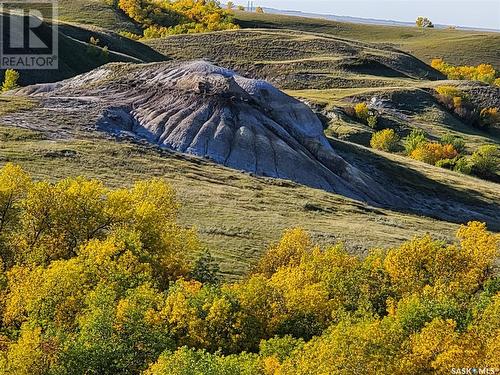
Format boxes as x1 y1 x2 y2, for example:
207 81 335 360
431 59 500 86
0 163 498 374
117 0 239 37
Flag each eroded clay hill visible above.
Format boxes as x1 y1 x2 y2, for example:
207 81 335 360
16 60 403 206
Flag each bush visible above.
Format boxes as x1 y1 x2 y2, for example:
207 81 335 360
439 134 466 154
433 86 483 125
453 157 472 175
435 85 464 98
190 250 220 285
119 31 142 40
479 107 500 129
410 142 458 165
1 69 20 92
370 129 399 152
435 158 456 170
403 129 427 155
367 115 378 129
469 145 499 178
354 102 370 122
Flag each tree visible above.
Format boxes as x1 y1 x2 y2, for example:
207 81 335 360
416 16 434 28
1 69 20 92
254 228 313 277
370 129 399 152
191 250 220 285
226 1 234 10
255 6 264 13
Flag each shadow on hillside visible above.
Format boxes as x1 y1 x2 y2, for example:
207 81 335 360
329 138 500 230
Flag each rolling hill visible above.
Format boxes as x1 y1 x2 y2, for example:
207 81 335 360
234 11 500 70
0 2 499 279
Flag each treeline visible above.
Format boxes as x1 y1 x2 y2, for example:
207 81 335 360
116 0 238 38
432 59 500 86
0 164 498 374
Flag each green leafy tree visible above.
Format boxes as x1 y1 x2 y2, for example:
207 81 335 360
191 250 220 285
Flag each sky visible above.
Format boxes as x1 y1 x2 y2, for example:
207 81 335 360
239 0 500 30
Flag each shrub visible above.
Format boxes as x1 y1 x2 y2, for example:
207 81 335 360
190 250 220 285
353 103 379 128
435 85 466 101
354 102 370 122
435 158 456 170
367 115 378 129
255 6 264 13
403 129 427 155
479 107 500 129
410 142 458 165
440 134 466 154
453 157 472 175
1 69 20 92
119 31 142 40
354 104 368 118
469 145 499 178
370 129 399 152
495 78 500 87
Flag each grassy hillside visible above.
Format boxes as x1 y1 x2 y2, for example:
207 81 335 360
56 0 140 33
146 29 443 90
0 12 165 85
1 93 499 279
234 11 500 70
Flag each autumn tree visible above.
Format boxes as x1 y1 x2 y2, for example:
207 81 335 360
370 129 399 152
1 70 20 92
416 16 434 28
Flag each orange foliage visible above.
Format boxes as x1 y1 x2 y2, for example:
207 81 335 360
410 142 458 165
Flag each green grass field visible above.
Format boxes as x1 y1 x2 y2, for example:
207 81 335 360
234 11 500 70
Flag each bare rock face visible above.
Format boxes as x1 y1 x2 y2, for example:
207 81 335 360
16 60 399 206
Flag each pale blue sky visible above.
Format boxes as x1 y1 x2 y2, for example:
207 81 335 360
240 1 500 30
